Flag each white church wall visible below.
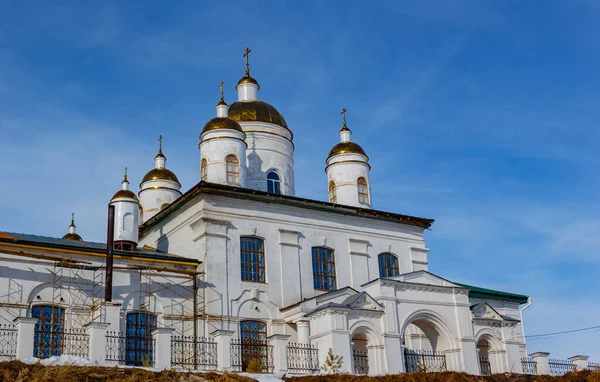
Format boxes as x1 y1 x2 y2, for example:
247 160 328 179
139 192 428 332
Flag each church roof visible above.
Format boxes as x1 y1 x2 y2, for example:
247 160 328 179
228 100 289 131
456 282 529 304
139 181 435 234
0 232 199 266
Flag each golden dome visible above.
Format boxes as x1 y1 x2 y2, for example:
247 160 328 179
328 142 368 159
62 232 83 241
228 100 288 129
202 117 245 134
141 168 180 185
236 75 260 89
111 189 139 202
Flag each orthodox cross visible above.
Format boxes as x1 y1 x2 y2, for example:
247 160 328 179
124 167 128 182
219 80 225 101
158 135 163 153
341 108 348 127
244 47 251 75
71 212 75 226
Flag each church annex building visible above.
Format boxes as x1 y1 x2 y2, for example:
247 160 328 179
0 50 534 375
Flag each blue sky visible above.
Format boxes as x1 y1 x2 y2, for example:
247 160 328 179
1 0 599 360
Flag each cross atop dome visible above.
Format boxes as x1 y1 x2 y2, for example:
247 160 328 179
237 47 260 91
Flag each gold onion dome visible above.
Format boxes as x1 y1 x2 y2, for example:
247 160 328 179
236 74 260 89
228 100 288 129
62 232 83 241
141 168 180 185
62 214 83 241
328 141 368 160
202 117 244 134
111 189 139 201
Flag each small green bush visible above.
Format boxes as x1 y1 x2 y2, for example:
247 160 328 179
245 358 264 373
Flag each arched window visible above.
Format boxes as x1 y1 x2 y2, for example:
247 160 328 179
32 305 65 358
226 155 240 185
357 177 369 204
378 253 400 277
267 171 281 195
240 236 265 282
126 311 157 366
328 181 337 203
123 212 133 232
240 320 267 342
201 158 208 181
312 247 336 291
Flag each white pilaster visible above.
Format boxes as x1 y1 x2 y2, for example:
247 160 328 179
212 329 235 371
103 302 122 332
84 322 110 363
152 327 173 369
13 317 38 360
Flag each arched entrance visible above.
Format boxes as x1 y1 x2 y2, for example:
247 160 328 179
351 332 369 374
477 338 492 375
401 311 456 373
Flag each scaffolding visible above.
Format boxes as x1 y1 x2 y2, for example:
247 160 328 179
0 248 203 334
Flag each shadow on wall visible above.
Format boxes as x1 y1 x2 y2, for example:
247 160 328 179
157 227 169 253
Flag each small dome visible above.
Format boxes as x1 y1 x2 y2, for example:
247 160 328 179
328 142 368 160
228 100 288 129
141 168 180 185
202 117 245 134
62 232 83 241
236 75 260 89
111 189 139 202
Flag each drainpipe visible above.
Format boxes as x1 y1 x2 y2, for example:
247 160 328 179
519 297 533 353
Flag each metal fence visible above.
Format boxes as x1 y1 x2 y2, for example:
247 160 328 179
479 356 491 376
404 349 447 373
287 343 319 374
521 357 537 375
105 331 126 365
0 324 17 361
171 336 217 370
231 339 274 373
63 328 89 358
353 349 369 374
549 359 575 376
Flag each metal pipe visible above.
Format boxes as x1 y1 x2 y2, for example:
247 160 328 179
520 297 533 354
105 204 115 302
193 274 198 369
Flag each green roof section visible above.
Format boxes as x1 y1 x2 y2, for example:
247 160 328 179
456 283 529 304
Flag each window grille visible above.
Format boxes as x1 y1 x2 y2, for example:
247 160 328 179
312 247 336 291
125 312 156 366
32 305 65 359
241 237 265 282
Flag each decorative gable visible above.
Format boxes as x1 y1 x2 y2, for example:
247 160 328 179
472 303 503 321
343 292 383 311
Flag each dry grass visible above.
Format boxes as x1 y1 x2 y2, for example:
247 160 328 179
283 370 600 382
0 361 258 382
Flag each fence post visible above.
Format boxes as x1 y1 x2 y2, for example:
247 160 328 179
13 317 38 360
152 328 173 369
269 334 290 373
569 355 589 371
211 329 234 371
529 352 550 375
84 322 109 363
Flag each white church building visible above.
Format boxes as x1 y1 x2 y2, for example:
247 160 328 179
0 50 536 375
